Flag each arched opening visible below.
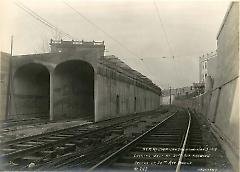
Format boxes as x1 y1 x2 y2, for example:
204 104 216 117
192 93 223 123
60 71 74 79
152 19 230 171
53 60 94 121
13 63 50 119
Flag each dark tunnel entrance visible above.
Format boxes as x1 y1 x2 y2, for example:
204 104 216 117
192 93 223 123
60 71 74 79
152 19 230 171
53 60 94 121
13 63 50 119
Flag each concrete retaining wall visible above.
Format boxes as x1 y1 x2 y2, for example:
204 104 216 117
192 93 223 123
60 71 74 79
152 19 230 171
3 50 161 122
95 66 160 121
53 60 94 120
0 52 10 120
12 63 50 119
173 3 239 171
173 77 239 171
8 51 98 120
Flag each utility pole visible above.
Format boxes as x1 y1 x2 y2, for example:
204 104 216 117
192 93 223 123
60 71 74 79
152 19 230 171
10 35 13 56
169 87 172 105
6 36 13 119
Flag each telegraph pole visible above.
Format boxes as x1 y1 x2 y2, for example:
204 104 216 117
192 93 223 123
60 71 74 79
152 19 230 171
169 86 171 105
6 36 13 119
10 35 13 56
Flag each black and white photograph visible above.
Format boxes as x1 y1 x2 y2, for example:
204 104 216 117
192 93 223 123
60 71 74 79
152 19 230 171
0 0 239 171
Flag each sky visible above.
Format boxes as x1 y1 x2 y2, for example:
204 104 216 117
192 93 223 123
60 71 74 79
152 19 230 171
0 0 230 89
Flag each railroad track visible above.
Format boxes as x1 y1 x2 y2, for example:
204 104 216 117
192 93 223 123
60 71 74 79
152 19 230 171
86 109 218 172
0 117 48 129
0 110 171 171
0 118 48 143
0 118 92 142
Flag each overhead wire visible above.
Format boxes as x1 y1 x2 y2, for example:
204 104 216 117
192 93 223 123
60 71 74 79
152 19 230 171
153 1 174 59
14 0 160 86
63 1 140 60
63 0 159 84
153 1 182 88
15 0 76 40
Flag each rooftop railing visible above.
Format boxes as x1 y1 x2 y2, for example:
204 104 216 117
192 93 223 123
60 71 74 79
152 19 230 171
50 39 104 46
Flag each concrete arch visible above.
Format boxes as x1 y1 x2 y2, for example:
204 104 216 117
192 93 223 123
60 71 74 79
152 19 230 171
54 56 96 73
12 63 50 119
13 61 52 77
52 60 95 121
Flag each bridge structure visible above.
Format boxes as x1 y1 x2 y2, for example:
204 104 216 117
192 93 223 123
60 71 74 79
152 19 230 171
4 39 161 122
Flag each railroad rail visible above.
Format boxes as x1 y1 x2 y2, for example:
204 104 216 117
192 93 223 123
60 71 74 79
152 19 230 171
86 109 211 172
0 110 171 170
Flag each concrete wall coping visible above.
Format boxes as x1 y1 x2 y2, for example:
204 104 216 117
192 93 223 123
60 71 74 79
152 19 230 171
216 2 235 39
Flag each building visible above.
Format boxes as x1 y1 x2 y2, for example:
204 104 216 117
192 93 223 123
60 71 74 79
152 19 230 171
162 85 197 97
162 85 198 105
199 51 217 83
0 40 162 122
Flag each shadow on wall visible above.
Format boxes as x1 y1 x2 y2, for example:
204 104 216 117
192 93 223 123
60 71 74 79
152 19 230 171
11 60 95 122
53 60 94 121
12 63 50 119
